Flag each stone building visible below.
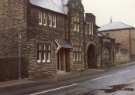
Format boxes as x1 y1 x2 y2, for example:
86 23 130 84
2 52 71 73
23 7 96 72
0 0 115 81
27 0 116 79
98 21 135 64
28 0 88 78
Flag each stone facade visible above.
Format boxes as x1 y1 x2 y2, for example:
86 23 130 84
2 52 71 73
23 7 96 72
101 30 130 63
0 0 116 81
84 13 98 68
99 36 115 67
98 22 135 64
27 4 68 78
0 0 28 81
27 0 115 79
27 0 86 79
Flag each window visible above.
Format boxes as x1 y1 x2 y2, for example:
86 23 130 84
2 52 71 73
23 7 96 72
85 22 94 35
38 11 57 28
73 47 81 62
73 23 80 32
89 23 94 35
38 11 42 25
76 17 80 22
37 44 43 63
48 15 53 27
77 24 80 32
88 23 92 35
43 13 47 26
72 16 80 32
37 43 51 63
73 24 77 31
52 16 57 28
85 24 89 35
91 23 94 35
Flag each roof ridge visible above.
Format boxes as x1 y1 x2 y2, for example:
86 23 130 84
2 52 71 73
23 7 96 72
98 21 134 32
51 0 63 10
30 0 69 14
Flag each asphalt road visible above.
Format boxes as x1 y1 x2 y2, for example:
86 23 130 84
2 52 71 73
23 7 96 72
1 63 135 95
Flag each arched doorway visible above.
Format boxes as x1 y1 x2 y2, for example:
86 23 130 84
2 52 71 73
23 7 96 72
87 44 96 68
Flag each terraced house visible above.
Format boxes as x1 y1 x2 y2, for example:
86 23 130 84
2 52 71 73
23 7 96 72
0 0 115 81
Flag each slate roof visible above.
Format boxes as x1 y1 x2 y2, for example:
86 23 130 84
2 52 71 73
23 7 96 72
98 22 134 32
29 0 69 14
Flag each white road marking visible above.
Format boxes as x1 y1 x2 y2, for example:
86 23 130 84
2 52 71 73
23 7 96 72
29 83 78 95
90 75 113 81
91 69 132 81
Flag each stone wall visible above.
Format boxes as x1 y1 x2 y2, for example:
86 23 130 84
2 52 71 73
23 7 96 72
84 13 99 68
101 30 131 64
0 0 28 81
68 0 85 71
101 37 115 67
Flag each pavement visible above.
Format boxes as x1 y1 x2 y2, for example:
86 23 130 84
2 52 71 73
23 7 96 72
0 68 104 92
0 61 135 95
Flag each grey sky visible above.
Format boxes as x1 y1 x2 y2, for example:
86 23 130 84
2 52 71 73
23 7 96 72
82 0 135 27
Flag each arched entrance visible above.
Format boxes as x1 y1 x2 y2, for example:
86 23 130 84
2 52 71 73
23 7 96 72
87 44 96 68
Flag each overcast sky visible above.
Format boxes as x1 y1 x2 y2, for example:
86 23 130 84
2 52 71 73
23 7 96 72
82 0 135 27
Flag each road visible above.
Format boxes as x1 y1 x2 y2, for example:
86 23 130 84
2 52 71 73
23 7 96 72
1 63 135 95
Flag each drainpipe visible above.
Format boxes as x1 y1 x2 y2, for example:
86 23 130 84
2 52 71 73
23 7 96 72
83 21 87 69
18 32 22 80
129 28 132 61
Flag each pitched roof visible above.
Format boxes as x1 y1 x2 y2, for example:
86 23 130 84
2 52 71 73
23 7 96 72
29 0 69 14
98 22 134 32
